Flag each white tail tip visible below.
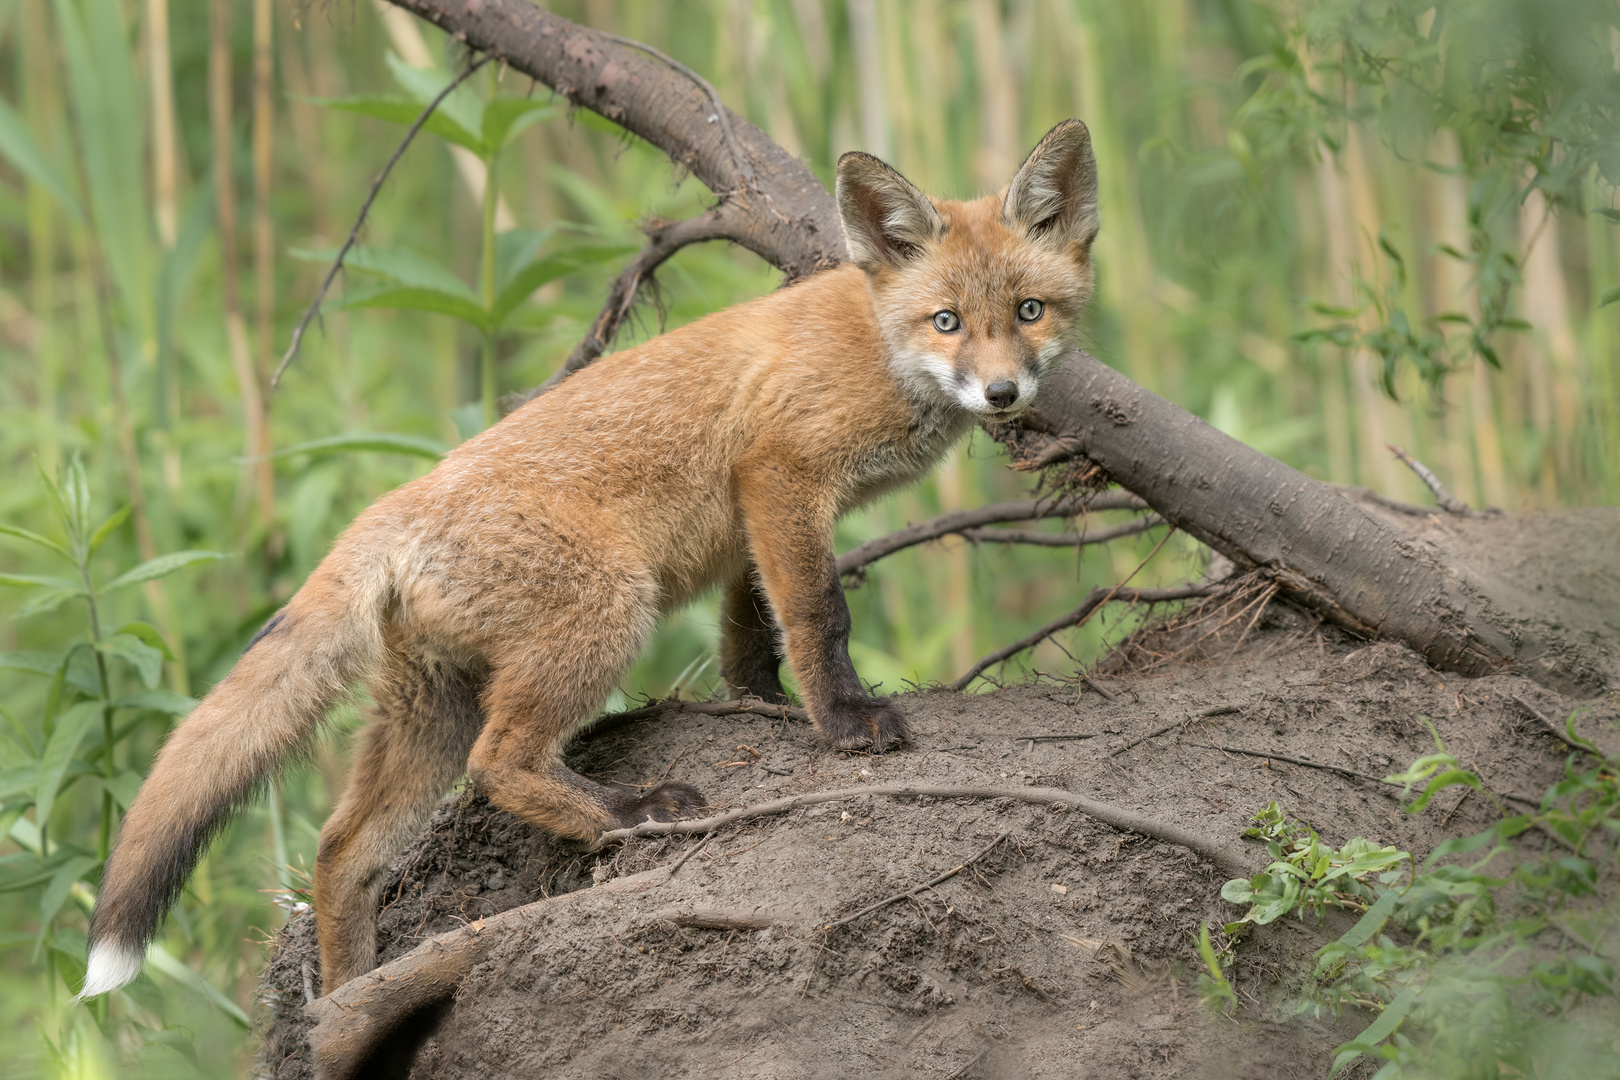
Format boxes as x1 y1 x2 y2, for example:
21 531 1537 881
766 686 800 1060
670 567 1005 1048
76 942 145 1001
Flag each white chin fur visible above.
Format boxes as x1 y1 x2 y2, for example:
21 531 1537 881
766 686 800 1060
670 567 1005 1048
76 942 145 1000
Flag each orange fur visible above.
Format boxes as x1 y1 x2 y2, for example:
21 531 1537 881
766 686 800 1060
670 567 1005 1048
84 122 1100 996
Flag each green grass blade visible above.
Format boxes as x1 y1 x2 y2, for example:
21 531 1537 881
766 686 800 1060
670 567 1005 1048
263 432 449 462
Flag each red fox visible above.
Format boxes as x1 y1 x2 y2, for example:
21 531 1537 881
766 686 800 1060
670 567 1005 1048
81 120 1099 997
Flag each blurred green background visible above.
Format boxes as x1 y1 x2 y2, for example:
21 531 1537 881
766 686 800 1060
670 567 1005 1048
0 0 1615 1074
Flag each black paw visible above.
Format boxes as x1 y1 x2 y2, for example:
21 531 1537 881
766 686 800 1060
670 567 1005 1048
618 782 707 827
819 697 908 753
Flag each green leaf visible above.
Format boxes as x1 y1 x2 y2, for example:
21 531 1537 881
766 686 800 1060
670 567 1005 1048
494 227 554 293
1334 888 1398 949
147 942 251 1027
52 0 153 341
482 98 558 154
0 650 70 679
98 633 165 689
1592 208 1620 223
35 700 101 828
490 244 636 328
289 243 477 299
310 95 486 155
386 53 486 152
1599 286 1620 309
328 281 492 331
0 93 84 223
88 505 131 554
265 432 449 462
102 550 231 594
39 853 97 930
96 770 143 810
0 572 79 591
116 689 197 716
0 523 72 560
1331 987 1417 1074
114 622 174 661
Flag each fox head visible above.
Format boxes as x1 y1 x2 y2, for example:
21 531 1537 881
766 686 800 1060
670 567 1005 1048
836 120 1099 419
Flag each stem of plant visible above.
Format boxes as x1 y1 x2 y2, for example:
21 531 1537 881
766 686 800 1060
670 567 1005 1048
79 554 116 863
479 145 500 430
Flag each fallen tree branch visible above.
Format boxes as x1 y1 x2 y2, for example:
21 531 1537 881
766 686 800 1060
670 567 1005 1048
273 54 490 388
1011 349 1598 692
949 584 1217 691
1389 444 1473 516
836 491 1148 578
956 515 1163 548
825 831 1011 929
595 780 1253 876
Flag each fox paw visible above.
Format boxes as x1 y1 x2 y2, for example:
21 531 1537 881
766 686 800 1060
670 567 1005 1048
820 698 908 753
618 782 706 827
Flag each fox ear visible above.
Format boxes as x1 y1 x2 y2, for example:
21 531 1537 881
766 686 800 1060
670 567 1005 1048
1003 120 1099 257
836 152 945 273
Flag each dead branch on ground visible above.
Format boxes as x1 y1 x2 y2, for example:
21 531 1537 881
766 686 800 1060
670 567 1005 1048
595 780 1252 876
950 584 1218 691
825 831 1011 930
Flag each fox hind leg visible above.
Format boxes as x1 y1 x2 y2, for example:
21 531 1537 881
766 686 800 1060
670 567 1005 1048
314 653 482 993
467 593 704 842
720 566 787 703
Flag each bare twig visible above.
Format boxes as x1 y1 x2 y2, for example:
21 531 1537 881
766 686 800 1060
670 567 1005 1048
949 583 1214 691
1511 695 1595 758
522 207 746 400
595 780 1252 877
825 831 1011 930
272 55 491 388
836 491 1149 578
1109 720 1182 758
665 830 715 876
956 515 1163 548
1078 673 1117 700
581 695 809 737
1388 444 1471 515
1187 741 1542 810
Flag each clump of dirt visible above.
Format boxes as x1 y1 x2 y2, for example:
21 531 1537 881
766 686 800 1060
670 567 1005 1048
255 511 1619 1080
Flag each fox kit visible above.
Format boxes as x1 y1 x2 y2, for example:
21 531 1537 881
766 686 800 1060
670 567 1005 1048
82 121 1099 997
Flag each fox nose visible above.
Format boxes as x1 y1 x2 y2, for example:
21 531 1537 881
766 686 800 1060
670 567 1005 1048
984 380 1019 409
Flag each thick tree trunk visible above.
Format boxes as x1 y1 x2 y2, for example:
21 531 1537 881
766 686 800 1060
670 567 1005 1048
380 2 1604 695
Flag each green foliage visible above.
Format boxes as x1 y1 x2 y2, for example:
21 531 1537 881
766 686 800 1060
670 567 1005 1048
1216 721 1620 1078
1233 0 1620 396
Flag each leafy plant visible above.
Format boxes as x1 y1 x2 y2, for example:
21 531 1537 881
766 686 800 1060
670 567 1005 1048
304 54 632 430
1216 719 1620 1077
0 460 224 1025
1231 0 1620 397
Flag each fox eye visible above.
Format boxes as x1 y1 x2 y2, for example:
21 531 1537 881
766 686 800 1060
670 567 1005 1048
932 310 960 333
1017 298 1044 322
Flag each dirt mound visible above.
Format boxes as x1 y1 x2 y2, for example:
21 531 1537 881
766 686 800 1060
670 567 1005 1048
255 572 1618 1079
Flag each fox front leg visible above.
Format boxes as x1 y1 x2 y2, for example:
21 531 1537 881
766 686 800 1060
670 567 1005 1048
737 464 906 751
720 567 788 703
